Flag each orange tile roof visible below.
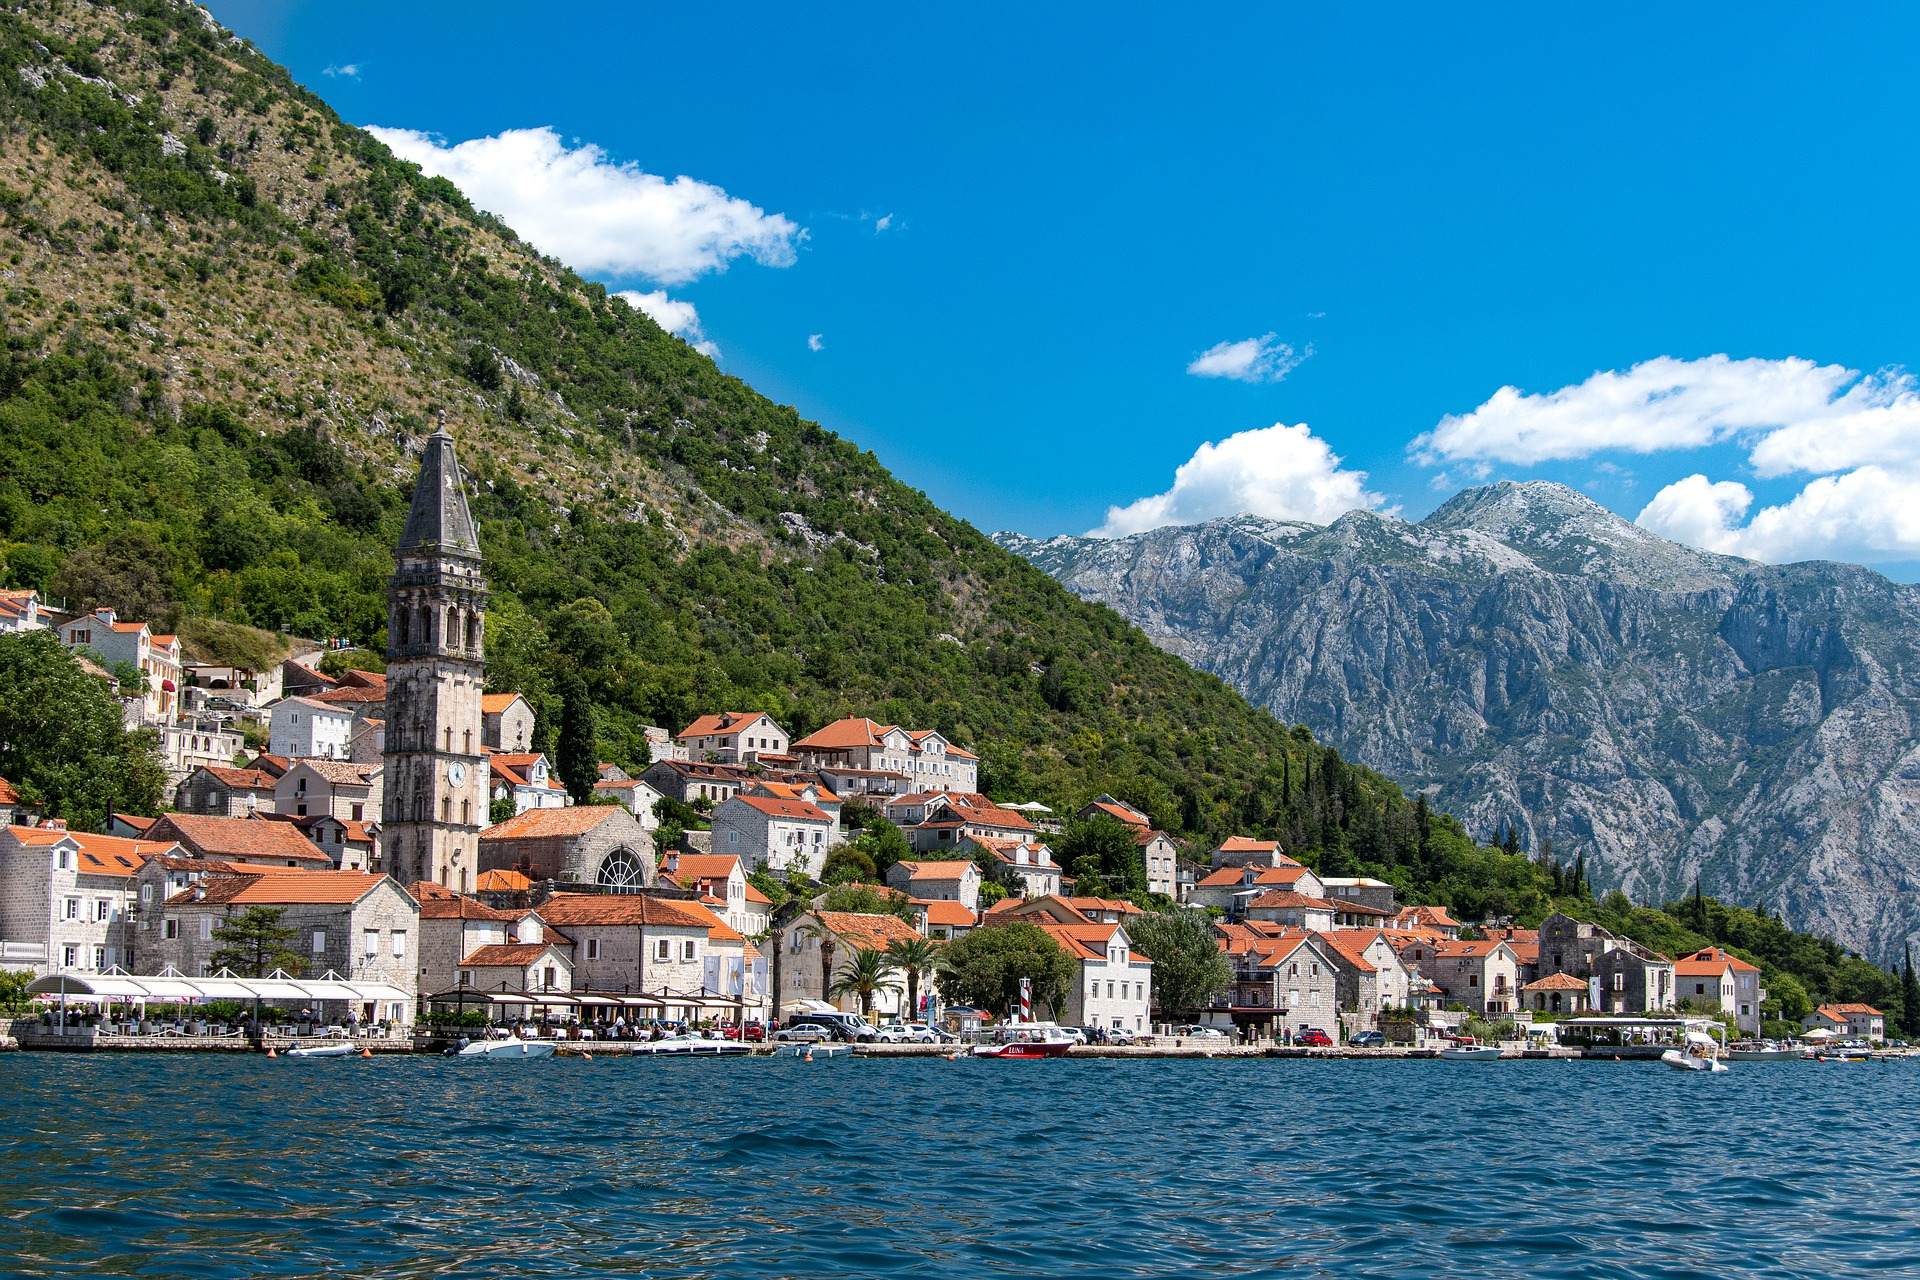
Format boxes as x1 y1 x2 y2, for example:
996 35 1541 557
679 712 778 740
730 794 832 822
813 910 922 951
1086 801 1149 828
169 870 395 906
460 943 562 968
1197 864 1312 889
1431 939 1509 959
914 899 976 928
146 814 331 864
311 685 385 705
1822 1002 1882 1017
480 692 527 714
893 859 975 881
481 807 627 839
1523 973 1590 991
286 759 379 785
1395 905 1461 929
113 813 158 833
1216 836 1281 853
672 897 745 943
1248 890 1336 911
0 776 17 805
414 885 521 921
536 893 716 929
656 853 743 886
1059 896 1141 915
752 779 842 805
793 716 894 750
475 868 532 893
1314 929 1386 973
1678 946 1760 975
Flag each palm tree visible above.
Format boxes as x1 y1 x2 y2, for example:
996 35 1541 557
884 936 943 1021
828 948 903 1019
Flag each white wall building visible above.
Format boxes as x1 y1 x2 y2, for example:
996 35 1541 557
269 697 356 760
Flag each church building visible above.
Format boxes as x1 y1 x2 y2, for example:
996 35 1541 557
382 416 490 892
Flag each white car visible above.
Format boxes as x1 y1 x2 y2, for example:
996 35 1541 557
866 1023 912 1043
900 1023 947 1044
1173 1025 1228 1040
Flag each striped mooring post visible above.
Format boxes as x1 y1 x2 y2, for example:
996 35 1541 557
1019 977 1032 1024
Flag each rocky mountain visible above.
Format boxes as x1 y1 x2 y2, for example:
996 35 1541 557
998 482 1920 962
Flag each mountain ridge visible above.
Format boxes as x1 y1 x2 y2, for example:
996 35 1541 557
996 481 1920 963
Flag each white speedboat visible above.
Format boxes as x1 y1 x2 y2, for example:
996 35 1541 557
455 1038 557 1059
1728 1040 1805 1062
284 1041 357 1059
629 1035 751 1056
1661 1029 1729 1073
1438 1043 1503 1061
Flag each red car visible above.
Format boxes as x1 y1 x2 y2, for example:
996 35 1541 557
723 1021 767 1042
1296 1028 1333 1047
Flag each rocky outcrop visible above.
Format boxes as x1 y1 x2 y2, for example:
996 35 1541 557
998 482 1920 962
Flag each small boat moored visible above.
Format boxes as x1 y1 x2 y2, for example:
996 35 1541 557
969 1023 1075 1059
1660 1026 1730 1073
1437 1042 1504 1061
283 1041 357 1059
454 1038 558 1060
629 1035 752 1056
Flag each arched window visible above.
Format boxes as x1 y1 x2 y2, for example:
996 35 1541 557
467 613 481 651
446 606 458 648
396 607 411 647
461 798 470 824
597 850 646 893
441 796 451 821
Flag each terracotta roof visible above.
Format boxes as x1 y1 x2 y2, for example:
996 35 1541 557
145 814 331 864
671 897 744 943
475 868 532 893
199 766 278 791
276 695 352 716
893 859 975 881
246 754 290 777
729 794 832 822
415 887 520 921
311 685 385 705
679 712 779 740
286 759 379 785
167 870 396 907
1216 836 1281 853
913 899 976 928
1196 864 1312 889
1678 946 1761 975
1135 828 1174 847
1430 939 1509 959
752 779 842 805
2 826 183 876
923 799 1034 832
114 813 158 833
480 692 528 714
536 893 715 929
460 943 561 968
1059 896 1141 916
1822 1003 1883 1017
1395 905 1461 929
481 807 627 839
1247 890 1337 912
1506 941 1540 965
1313 929 1384 973
813 910 922 950
656 853 743 887
793 717 895 750
743 882 770 904
1085 801 1149 828
1523 973 1590 991
0 777 16 806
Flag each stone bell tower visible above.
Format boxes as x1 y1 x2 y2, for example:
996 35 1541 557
382 413 488 891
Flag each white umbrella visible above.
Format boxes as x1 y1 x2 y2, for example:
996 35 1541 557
1800 1027 1837 1041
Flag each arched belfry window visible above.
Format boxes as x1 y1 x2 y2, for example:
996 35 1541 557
466 612 480 651
396 606 411 647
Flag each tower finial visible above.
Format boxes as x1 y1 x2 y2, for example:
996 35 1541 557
435 409 450 437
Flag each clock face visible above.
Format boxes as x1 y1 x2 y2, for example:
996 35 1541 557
447 762 467 786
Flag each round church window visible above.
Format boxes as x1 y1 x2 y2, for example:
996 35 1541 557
597 850 646 893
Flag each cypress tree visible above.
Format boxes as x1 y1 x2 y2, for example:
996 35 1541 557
556 669 598 804
1903 945 1920 1037
1691 878 1708 932
1572 852 1588 900
1502 825 1521 857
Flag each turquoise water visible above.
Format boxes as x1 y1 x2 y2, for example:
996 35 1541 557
0 1054 1916 1277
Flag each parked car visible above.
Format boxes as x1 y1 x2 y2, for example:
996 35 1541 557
1057 1026 1090 1045
723 1021 767 1042
1297 1028 1334 1047
866 1023 912 1043
900 1023 949 1044
772 1025 831 1043
1172 1025 1228 1040
1348 1029 1385 1048
787 1011 878 1042
1105 1027 1138 1045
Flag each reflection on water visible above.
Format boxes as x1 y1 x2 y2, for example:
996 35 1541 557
0 1054 1916 1277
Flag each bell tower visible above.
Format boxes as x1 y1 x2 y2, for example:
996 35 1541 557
382 413 488 891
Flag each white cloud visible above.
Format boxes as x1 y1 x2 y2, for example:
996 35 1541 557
1639 468 1920 564
1412 355 1856 466
1186 334 1309 384
1093 422 1383 537
613 289 719 359
366 125 803 286
323 63 360 78
807 333 824 352
873 213 893 233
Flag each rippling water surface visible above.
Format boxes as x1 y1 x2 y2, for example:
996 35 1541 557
1 1054 1917 1277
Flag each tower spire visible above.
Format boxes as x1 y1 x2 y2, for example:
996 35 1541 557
398 416 479 556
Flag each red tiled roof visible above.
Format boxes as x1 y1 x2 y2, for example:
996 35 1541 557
481 807 626 839
480 692 527 714
1523 973 1590 991
168 870 395 906
460 943 561 968
114 813 158 833
813 910 923 950
145 814 330 864
914 899 976 928
1314 929 1384 973
752 779 842 805
1085 801 1149 828
1197 864 1312 889
793 717 894 750
475 869 532 893
311 685 385 705
0 776 17 806
893 859 975 881
1247 890 1336 911
1216 836 1280 853
679 712 778 740
536 893 715 929
730 794 831 823
414 885 521 921
1678 946 1760 975
200 766 279 791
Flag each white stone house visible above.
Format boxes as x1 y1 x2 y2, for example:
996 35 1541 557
488 752 567 814
1806 1003 1884 1041
1317 929 1414 1031
0 588 47 633
792 717 980 793
886 859 981 912
414 884 550 996
275 759 382 824
593 776 664 829
1675 946 1766 1034
1034 919 1153 1034
655 852 770 938
0 826 180 974
268 696 355 760
480 692 536 752
535 894 733 1021
174 765 279 817
1188 863 1327 912
968 836 1062 898
676 712 790 764
59 608 182 724
711 792 836 880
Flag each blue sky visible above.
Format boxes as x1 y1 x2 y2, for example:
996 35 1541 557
211 4 1920 573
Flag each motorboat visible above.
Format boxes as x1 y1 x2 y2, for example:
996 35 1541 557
628 1035 751 1056
454 1038 557 1059
969 1024 1074 1059
1661 1028 1729 1073
770 1042 852 1058
1728 1040 1806 1062
283 1041 357 1059
1437 1041 1503 1061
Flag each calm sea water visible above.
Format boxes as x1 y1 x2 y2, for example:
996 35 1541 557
0 1053 1915 1278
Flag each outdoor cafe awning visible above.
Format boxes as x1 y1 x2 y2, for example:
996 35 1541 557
28 969 410 1004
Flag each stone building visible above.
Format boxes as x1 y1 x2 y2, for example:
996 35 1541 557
481 693 535 752
275 759 382 824
173 765 279 817
138 868 420 1026
1536 912 1676 1014
0 826 180 974
779 910 923 1020
1033 918 1153 1035
268 697 356 761
711 792 836 880
676 712 790 764
478 805 656 891
535 893 731 1015
382 418 490 892
143 813 334 870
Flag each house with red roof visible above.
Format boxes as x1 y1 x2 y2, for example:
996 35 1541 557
58 607 182 724
1188 862 1327 913
657 851 772 937
1213 924 1340 1041
480 692 535 752
486 750 567 815
479 805 656 891
1805 1002 1884 1041
912 897 978 941
1210 836 1298 871
779 909 926 1020
138 868 420 1026
275 758 382 825
1521 972 1592 1015
676 712 790 764
1675 946 1765 1033
0 587 47 635
0 825 182 974
966 835 1062 899
0 775 27 827
792 716 979 794
173 764 279 818
594 774 665 830
1033 917 1153 1035
885 858 982 912
1394 937 1525 1015
1315 929 1415 1030
143 813 334 870
711 790 838 880
907 794 1036 855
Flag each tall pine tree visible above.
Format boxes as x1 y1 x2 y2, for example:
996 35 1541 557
555 669 598 804
1903 945 1920 1037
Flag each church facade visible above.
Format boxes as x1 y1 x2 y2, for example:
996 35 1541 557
382 417 490 892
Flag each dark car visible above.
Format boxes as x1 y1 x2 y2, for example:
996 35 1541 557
1348 1030 1385 1048
1297 1028 1334 1047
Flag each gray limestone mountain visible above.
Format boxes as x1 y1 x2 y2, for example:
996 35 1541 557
996 481 1920 963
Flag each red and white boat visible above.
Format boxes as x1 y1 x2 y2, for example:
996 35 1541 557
970 1023 1075 1058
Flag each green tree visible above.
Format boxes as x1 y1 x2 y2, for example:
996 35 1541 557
0 969 32 1012
1057 813 1144 895
818 883 917 922
934 922 1077 1019
855 819 913 880
211 906 306 977
884 935 943 1021
1120 910 1230 1020
555 669 597 803
828 947 902 1018
0 632 166 830
820 844 877 885
489 796 515 825
1903 946 1920 1037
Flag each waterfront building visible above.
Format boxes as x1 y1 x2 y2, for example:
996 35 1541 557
1395 937 1524 1015
1032 918 1153 1035
1535 912 1675 1014
1675 946 1765 1033
536 893 737 1016
382 419 490 892
1215 924 1341 1039
0 826 180 974
1521 972 1592 1014
780 910 923 1019
655 852 771 938
1805 1003 1884 1041
1316 928 1414 1031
